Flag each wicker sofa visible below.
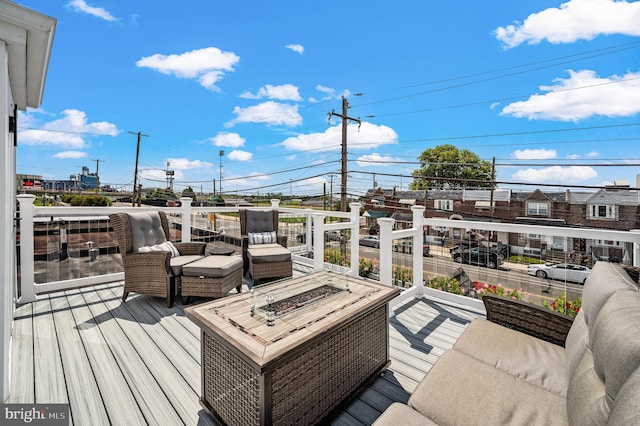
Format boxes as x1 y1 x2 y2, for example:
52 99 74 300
373 262 640 426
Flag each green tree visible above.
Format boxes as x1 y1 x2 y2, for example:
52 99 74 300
410 144 493 189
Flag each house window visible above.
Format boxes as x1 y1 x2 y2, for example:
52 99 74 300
434 199 453 211
589 204 615 219
527 202 549 216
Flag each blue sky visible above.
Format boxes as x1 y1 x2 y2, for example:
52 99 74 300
15 0 640 197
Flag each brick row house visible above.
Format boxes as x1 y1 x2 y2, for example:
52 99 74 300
362 184 640 262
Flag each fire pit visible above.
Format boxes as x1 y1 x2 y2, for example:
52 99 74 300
251 272 350 325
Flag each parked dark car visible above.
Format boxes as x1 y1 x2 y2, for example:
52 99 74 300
452 247 503 269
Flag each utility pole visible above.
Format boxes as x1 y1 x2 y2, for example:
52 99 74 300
489 156 496 220
91 158 104 194
129 131 149 207
219 150 225 194
329 96 361 211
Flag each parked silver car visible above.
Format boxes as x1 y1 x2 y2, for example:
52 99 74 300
527 263 591 284
359 235 380 249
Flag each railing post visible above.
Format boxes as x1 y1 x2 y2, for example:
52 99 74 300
17 194 37 303
305 208 313 251
631 229 640 267
412 205 425 289
313 212 326 271
378 218 395 286
349 203 361 277
180 197 193 242
270 199 280 209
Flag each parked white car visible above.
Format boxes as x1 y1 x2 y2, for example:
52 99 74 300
527 263 591 284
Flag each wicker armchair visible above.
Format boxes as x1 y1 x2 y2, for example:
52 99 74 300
239 208 292 284
110 211 205 307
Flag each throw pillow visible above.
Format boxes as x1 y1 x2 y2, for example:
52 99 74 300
248 231 277 245
138 241 180 257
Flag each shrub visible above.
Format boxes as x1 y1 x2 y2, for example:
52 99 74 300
543 293 582 317
393 265 413 284
472 282 530 301
359 258 378 278
324 249 349 267
427 276 461 295
508 255 545 264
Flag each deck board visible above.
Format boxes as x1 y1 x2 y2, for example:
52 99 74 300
70 285 148 426
10 280 482 426
49 289 110 425
8 302 34 403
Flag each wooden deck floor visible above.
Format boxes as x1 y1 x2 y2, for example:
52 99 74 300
9 278 482 425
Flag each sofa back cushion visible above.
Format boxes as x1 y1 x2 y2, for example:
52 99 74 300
567 290 640 425
565 263 639 379
129 211 167 252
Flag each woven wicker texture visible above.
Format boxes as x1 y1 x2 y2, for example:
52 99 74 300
109 211 205 307
203 332 261 426
182 268 242 298
239 208 292 283
483 294 573 347
201 305 388 426
270 305 387 425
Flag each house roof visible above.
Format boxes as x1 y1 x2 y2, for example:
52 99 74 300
0 1 56 109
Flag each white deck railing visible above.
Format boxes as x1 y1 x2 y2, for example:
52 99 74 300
16 194 640 309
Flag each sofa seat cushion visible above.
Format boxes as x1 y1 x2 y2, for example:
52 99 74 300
372 403 438 426
409 350 567 426
169 255 203 276
454 319 568 397
182 255 242 278
247 243 291 264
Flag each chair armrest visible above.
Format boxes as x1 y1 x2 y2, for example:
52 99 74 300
277 235 288 248
482 294 574 347
174 242 206 256
125 251 171 269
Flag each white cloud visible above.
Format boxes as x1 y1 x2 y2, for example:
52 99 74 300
281 122 398 152
500 69 640 121
566 154 580 160
308 85 351 103
356 153 401 167
166 158 212 170
140 168 183 181
512 148 557 159
239 84 302 101
136 47 240 91
285 44 304 54
227 150 253 161
512 166 597 183
53 151 87 159
210 132 245 148
494 0 640 48
226 101 302 127
587 151 599 157
18 109 119 148
67 0 117 22
286 154 297 161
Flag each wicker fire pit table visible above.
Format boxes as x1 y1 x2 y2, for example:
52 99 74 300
186 271 400 426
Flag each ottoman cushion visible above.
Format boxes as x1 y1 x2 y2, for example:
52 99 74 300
170 255 204 275
248 243 291 264
182 255 242 278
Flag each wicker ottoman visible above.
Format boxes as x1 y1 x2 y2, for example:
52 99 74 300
181 255 243 304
